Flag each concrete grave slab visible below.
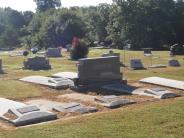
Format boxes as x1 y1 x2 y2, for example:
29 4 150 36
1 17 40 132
52 72 78 80
132 88 179 99
130 59 145 70
0 98 25 116
95 95 135 108
20 76 74 88
4 106 57 126
26 99 64 111
57 93 97 103
169 59 180 67
101 83 137 94
0 99 57 126
149 64 167 68
53 102 97 114
140 77 184 90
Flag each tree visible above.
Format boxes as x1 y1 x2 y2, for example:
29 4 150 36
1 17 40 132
34 0 61 12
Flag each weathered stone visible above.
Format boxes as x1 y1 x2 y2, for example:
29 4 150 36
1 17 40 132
52 72 78 80
140 77 184 90
77 56 122 85
149 64 167 68
47 48 61 57
24 56 51 70
11 111 57 126
142 48 152 56
130 59 145 70
53 103 97 114
101 83 136 94
95 95 135 108
132 88 180 99
20 76 74 89
0 98 25 116
17 106 40 114
169 59 180 67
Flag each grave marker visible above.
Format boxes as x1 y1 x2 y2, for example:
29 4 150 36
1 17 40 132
169 59 180 67
130 59 145 70
47 48 61 57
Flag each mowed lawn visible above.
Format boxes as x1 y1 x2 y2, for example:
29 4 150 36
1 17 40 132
0 49 183 138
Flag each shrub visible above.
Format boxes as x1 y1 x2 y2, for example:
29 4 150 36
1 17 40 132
70 40 89 60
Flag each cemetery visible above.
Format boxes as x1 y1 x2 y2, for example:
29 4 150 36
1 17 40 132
0 48 183 137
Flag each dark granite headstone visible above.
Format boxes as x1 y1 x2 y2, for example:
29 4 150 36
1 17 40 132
77 56 122 85
169 59 180 67
47 48 61 57
0 59 3 73
130 59 144 70
24 56 51 70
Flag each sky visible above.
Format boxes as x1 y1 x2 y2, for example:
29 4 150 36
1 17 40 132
0 0 112 12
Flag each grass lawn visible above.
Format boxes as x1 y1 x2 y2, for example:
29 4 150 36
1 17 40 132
0 49 183 138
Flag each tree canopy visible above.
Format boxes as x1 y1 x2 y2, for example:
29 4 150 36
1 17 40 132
1 0 184 50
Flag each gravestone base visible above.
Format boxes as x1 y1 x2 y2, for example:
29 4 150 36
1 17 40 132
71 79 127 92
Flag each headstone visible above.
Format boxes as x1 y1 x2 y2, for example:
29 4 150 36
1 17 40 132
169 59 180 67
132 87 179 99
53 103 97 114
140 77 184 90
77 56 122 85
142 48 152 56
24 56 51 70
130 59 144 70
95 95 135 108
20 76 74 89
47 48 61 57
101 51 120 58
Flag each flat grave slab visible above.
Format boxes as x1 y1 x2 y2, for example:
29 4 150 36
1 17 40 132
0 99 57 126
52 72 78 80
57 93 97 103
132 87 180 99
26 99 64 111
140 77 184 90
20 76 74 88
0 98 25 116
95 95 135 108
149 64 167 68
53 102 97 114
101 83 137 94
169 59 180 67
130 59 145 70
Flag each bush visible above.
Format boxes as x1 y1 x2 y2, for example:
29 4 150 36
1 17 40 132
70 40 89 60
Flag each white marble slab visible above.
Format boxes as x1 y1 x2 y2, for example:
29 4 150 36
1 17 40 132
140 77 184 90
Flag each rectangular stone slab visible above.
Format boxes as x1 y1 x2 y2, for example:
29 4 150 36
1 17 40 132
140 77 184 90
17 106 40 114
132 88 179 99
20 76 74 88
0 98 26 116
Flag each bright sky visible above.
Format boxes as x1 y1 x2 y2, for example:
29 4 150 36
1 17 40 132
0 0 112 12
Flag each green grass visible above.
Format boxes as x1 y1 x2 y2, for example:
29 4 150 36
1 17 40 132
0 49 184 138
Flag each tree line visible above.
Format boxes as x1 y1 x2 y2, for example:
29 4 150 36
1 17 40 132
0 0 184 50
